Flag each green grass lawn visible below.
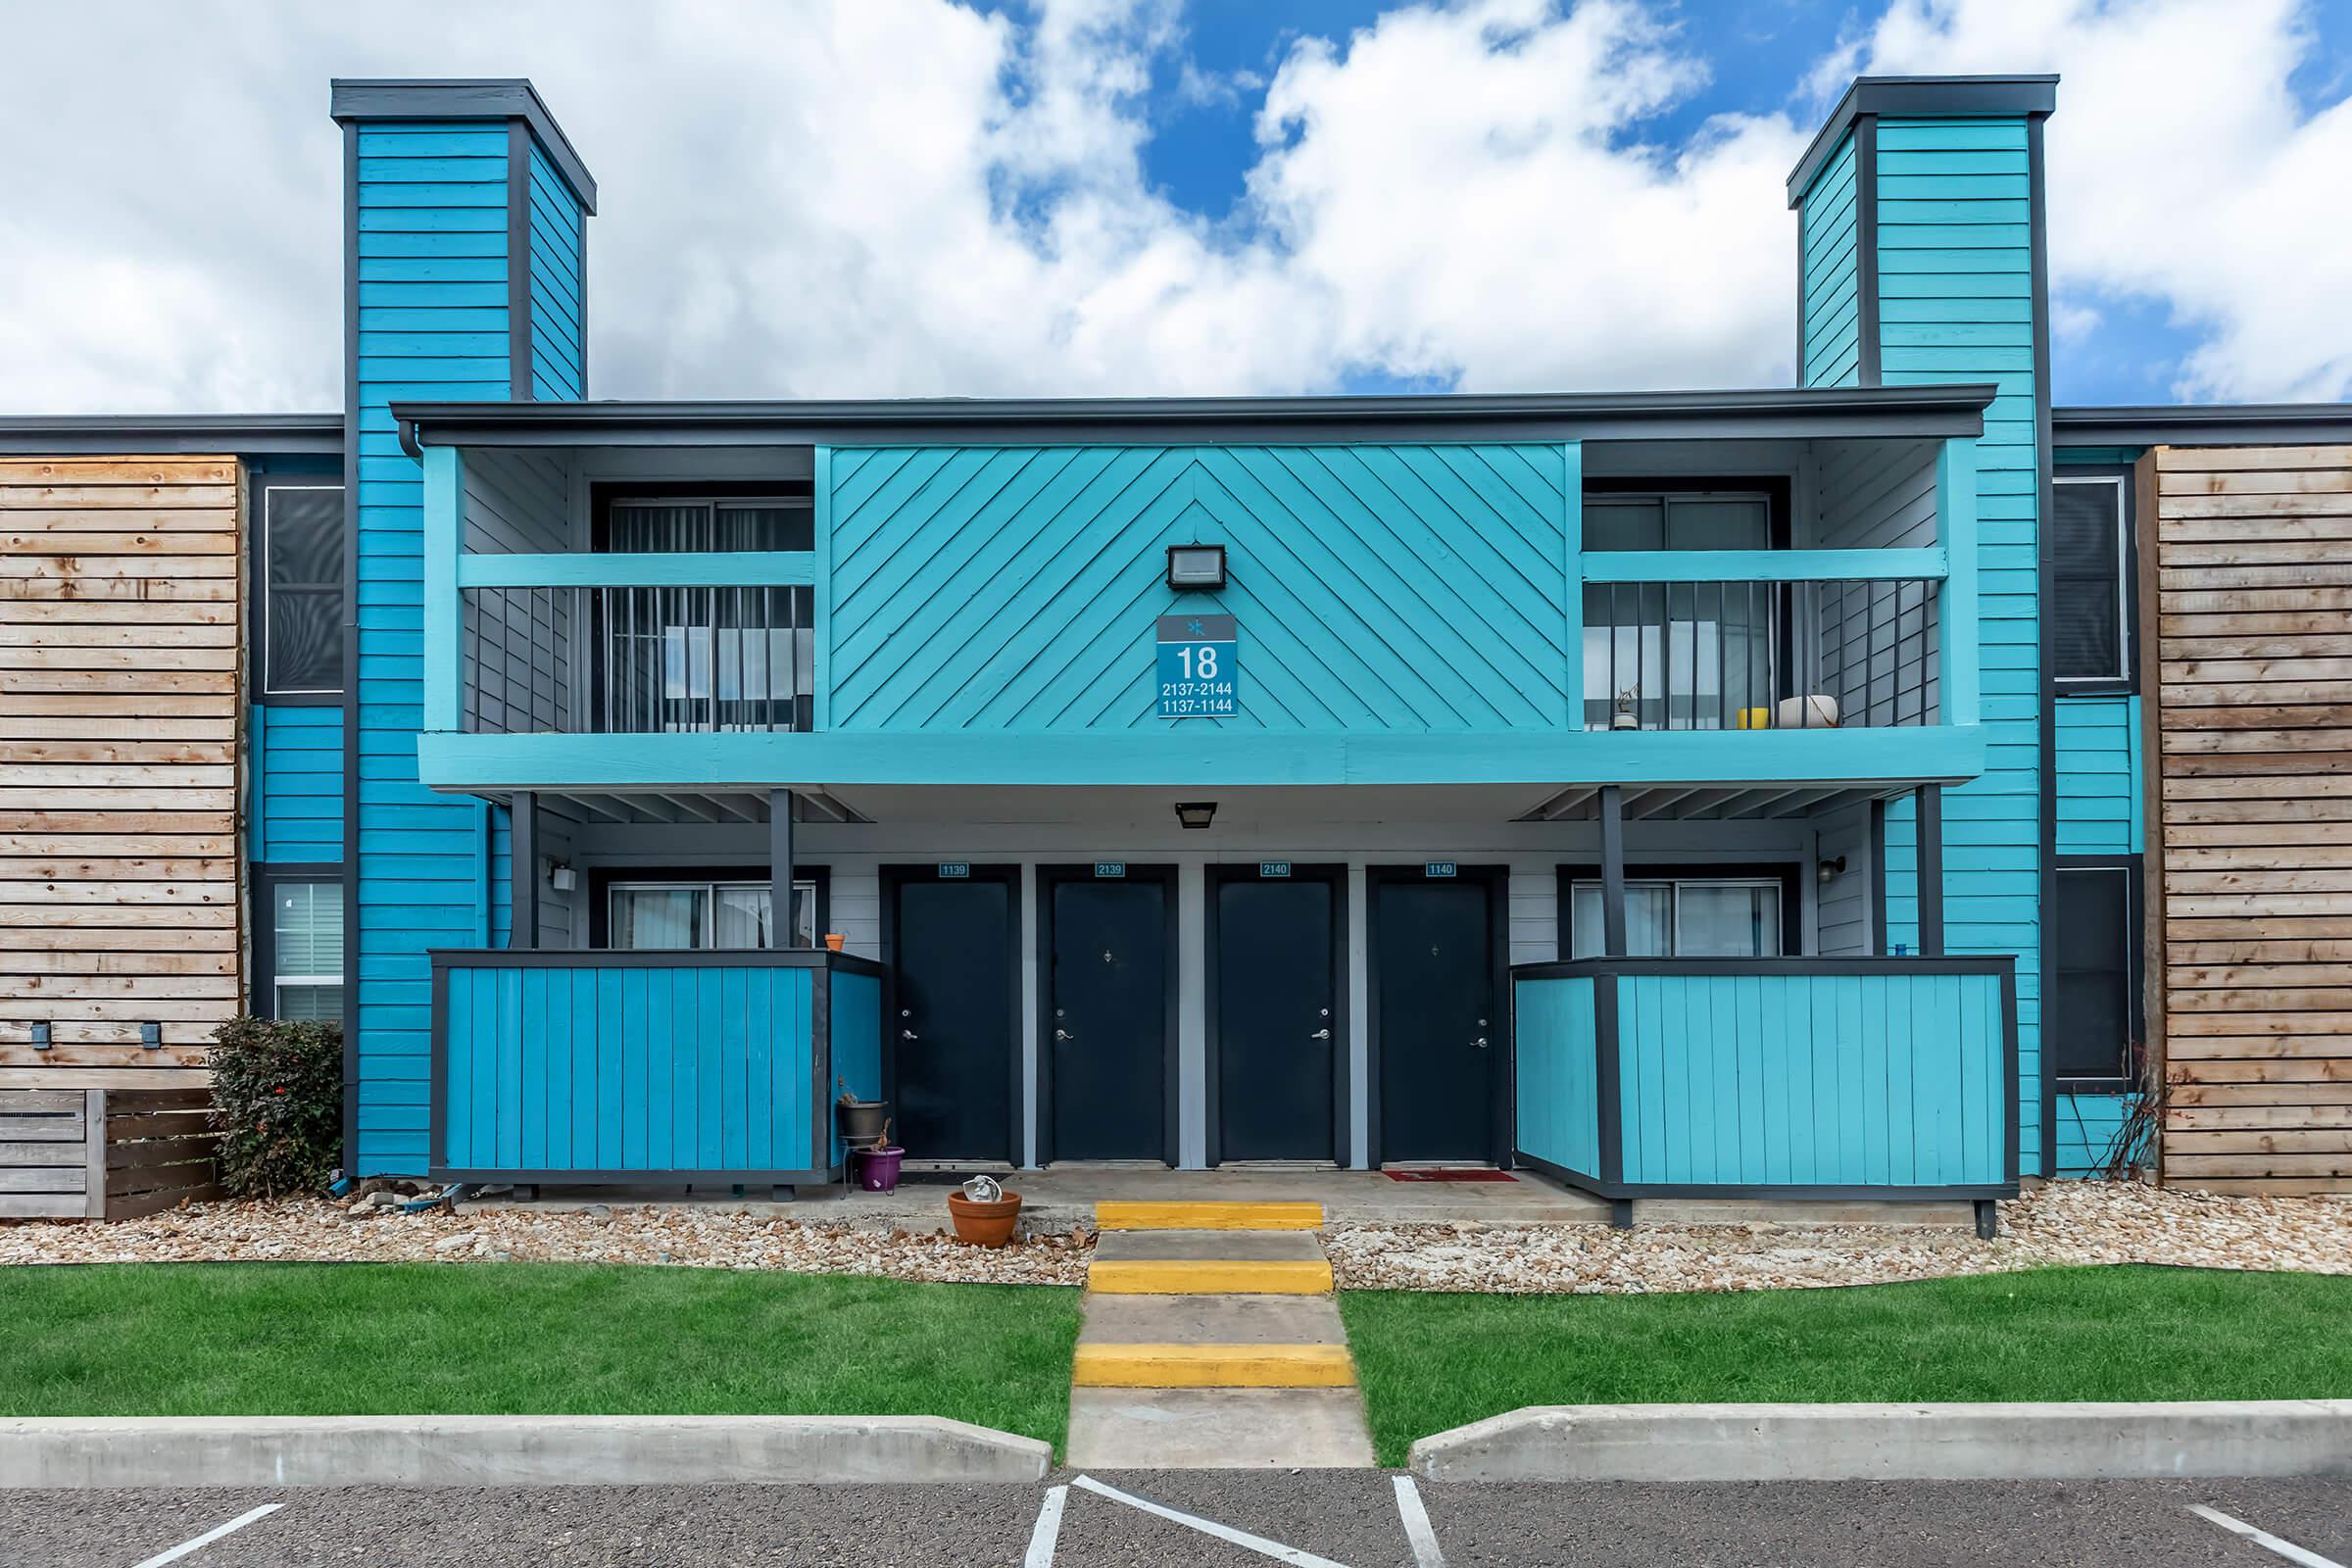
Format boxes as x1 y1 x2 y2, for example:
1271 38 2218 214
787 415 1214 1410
1342 1265 2352 1467
0 1263 1083 1451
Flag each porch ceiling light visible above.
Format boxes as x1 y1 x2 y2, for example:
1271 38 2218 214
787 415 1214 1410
1174 801 1217 829
1167 543 1225 590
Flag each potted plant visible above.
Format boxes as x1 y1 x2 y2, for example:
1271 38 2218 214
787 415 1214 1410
946 1173 1022 1247
835 1079 889 1149
857 1123 904 1193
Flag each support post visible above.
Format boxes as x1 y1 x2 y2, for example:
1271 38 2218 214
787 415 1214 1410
769 789 795 949
1973 1199 1997 1240
1609 1199 1634 1231
1917 783 1944 957
510 790 537 951
1599 784 1628 958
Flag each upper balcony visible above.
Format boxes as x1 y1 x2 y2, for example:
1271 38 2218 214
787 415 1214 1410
403 388 1994 806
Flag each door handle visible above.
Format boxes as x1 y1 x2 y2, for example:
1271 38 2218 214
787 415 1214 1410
901 1029 919 1041
1054 1028 1074 1042
1474 1037 1489 1049
1309 1028 1332 1040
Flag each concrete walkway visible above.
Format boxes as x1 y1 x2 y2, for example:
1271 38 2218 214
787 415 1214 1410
1064 1200 1377 1469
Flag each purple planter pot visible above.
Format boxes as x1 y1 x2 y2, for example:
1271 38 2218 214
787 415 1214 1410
858 1146 905 1193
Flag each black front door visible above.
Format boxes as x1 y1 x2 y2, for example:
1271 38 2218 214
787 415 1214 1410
886 867 1016 1163
1374 870 1500 1162
1047 869 1171 1162
1212 869 1340 1163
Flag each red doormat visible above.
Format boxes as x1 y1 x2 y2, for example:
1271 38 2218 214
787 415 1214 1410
1384 1168 1517 1182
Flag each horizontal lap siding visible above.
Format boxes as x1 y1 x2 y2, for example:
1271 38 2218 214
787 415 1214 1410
0 456 243 1074
2055 1088 2135 1176
824 444 1570 733
526 146 584 402
2154 443 2352 1193
1875 116 2043 1172
1613 971 2007 1188
1813 438 1940 726
1798 134 1862 388
252 705 343 864
354 122 511 1174
1512 975 1599 1177
442 963 814 1172
2055 695 2140 855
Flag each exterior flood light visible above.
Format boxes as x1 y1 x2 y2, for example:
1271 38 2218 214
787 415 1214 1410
1174 802 1217 829
1817 855 1847 884
1167 544 1225 590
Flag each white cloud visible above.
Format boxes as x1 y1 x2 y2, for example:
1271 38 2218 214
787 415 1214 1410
0 0 2344 412
1833 0 2352 402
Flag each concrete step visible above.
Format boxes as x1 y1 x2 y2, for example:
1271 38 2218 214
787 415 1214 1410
1093 1229 1327 1262
1071 1343 1356 1389
1066 1388 1375 1469
1088 1257 1333 1296
1095 1200 1324 1231
1079 1293 1347 1346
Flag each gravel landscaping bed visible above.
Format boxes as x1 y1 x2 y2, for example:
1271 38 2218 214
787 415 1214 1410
2 1180 2346 1294
1327 1181 2352 1294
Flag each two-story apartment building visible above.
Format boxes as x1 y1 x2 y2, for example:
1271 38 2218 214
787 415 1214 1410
5 71 2347 1216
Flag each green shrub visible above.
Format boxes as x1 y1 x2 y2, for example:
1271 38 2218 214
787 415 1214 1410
209 1016 342 1197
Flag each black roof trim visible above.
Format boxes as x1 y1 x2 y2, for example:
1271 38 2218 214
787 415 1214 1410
2055 404 2352 447
1788 74 2058 206
395 385 1996 451
330 78 597 214
0 414 343 457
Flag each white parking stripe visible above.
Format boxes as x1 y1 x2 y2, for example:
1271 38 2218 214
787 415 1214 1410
1392 1475 1446 1568
1024 1484 1068 1568
2190 1504 2347 1568
1070 1474 1352 1568
130 1503 284 1568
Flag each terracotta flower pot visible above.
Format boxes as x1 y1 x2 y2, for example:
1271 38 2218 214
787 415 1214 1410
947 1190 1022 1248
824 933 846 952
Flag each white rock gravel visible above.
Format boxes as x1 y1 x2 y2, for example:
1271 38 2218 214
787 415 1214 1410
1 1181 2346 1295
1327 1181 2352 1294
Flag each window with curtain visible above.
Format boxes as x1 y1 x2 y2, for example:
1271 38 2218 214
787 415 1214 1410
609 879 818 950
1583 492 1777 730
2053 474 2130 684
593 499 815 732
270 881 344 1021
1568 877 1784 958
262 484 345 696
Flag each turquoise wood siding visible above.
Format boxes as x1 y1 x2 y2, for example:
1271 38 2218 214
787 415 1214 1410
1798 132 1861 387
823 444 1573 732
1873 115 2045 1171
1512 974 1600 1179
2055 1089 2137 1176
250 705 342 864
1615 970 2010 1188
527 144 584 401
441 960 816 1173
827 968 882 1166
354 120 511 1175
2056 695 2142 855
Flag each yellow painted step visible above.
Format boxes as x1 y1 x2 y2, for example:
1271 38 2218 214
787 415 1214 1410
1073 1342 1356 1389
1088 1258 1334 1296
1095 1200 1325 1231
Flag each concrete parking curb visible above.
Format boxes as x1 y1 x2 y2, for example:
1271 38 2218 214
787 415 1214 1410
1409 1401 2352 1484
0 1414 1052 1488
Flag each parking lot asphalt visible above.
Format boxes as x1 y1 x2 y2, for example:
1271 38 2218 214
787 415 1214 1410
3 1473 2347 1567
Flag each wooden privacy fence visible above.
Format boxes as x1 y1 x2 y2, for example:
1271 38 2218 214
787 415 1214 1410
2149 443 2352 1194
0 1088 220 1219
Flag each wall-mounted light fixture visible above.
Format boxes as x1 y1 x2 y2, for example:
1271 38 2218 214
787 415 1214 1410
1816 855 1847 884
1174 802 1217 830
1166 543 1225 590
547 859 578 893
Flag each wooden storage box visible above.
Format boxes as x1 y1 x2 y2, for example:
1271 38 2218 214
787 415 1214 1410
0 1088 220 1220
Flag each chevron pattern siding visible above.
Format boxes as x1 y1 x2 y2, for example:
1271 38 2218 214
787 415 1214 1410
824 444 1572 733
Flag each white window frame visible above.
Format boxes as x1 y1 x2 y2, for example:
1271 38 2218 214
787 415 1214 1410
1569 875 1787 958
607 877 819 950
264 877 344 1021
2053 472 2132 686
261 482 346 698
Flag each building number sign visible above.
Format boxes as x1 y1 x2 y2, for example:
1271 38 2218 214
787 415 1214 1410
1155 613 1238 719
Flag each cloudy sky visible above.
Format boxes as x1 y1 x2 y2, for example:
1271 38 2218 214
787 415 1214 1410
3 0 2348 414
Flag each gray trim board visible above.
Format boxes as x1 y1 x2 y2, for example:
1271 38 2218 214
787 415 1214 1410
2053 404 2352 446
0 414 340 456
392 384 1999 451
2030 112 2061 1181
1854 114 1882 388
507 120 535 403
1789 74 2060 203
330 78 596 213
338 117 363 1178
